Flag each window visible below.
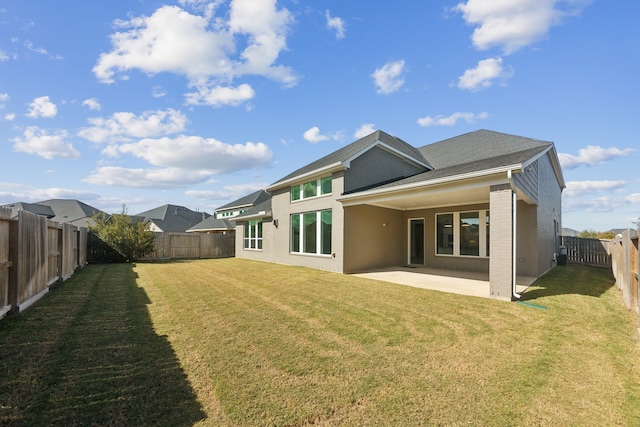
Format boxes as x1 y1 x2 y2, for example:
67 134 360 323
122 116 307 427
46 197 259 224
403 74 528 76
244 219 262 250
291 176 332 201
436 210 489 257
291 210 332 255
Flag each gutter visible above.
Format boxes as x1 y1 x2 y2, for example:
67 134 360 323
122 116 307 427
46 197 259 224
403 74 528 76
507 170 521 300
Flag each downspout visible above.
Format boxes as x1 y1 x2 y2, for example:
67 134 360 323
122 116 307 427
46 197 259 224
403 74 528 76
507 170 521 299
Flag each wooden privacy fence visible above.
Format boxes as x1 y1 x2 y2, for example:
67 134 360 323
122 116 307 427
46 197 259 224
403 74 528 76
560 236 612 268
139 232 235 260
610 229 639 314
0 207 87 319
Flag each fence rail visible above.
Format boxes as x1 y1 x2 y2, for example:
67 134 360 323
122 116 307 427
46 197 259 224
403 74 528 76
0 208 87 319
560 236 612 268
140 232 235 260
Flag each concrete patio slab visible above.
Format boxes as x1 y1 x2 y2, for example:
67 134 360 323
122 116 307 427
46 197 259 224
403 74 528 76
352 266 536 299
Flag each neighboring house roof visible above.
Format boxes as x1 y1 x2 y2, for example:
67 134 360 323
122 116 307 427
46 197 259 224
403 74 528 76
268 130 432 190
135 204 211 232
234 198 272 220
186 217 235 233
2 202 55 219
216 189 271 212
4 199 106 227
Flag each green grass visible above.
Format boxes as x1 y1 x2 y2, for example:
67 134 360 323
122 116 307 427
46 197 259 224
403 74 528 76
1 260 640 426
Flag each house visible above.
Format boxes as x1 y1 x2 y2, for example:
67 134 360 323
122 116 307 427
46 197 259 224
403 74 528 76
234 129 565 301
2 199 105 228
186 217 235 234
135 204 210 233
186 189 271 234
215 189 271 219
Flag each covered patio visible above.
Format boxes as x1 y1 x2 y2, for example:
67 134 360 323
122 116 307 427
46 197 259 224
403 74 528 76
352 266 536 299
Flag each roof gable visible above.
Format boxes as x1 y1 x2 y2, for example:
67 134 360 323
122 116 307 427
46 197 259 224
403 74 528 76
268 130 431 190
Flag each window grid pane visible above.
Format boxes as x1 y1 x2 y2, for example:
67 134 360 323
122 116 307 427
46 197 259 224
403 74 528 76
321 177 332 195
460 212 479 256
321 210 332 255
437 214 454 255
303 212 317 253
303 181 317 199
291 214 300 252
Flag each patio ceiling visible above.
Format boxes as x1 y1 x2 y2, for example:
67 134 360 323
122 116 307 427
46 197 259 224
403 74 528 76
339 173 509 211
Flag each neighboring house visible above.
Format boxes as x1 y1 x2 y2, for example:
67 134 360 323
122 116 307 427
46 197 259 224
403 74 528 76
234 129 565 301
186 217 235 234
187 189 271 234
135 204 210 233
2 199 105 228
215 189 271 219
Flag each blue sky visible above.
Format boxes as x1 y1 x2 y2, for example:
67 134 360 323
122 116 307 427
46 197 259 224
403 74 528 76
1 0 638 231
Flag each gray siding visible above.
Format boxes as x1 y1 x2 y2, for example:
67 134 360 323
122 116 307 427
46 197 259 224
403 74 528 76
344 146 423 194
535 153 563 275
513 160 538 204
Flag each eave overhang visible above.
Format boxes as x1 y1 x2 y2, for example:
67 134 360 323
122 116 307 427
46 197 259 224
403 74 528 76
337 164 523 211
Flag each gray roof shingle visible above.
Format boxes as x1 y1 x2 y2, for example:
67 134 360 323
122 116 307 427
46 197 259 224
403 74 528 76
216 189 271 211
135 204 211 232
270 130 432 187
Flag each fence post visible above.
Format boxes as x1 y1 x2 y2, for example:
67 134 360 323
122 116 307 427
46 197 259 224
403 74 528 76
7 216 18 314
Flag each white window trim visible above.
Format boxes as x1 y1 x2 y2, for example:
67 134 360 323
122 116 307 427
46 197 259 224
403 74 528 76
291 176 332 202
244 219 262 251
436 210 489 258
290 210 332 257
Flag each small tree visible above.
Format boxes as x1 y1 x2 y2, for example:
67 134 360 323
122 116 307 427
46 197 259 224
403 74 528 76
89 206 156 261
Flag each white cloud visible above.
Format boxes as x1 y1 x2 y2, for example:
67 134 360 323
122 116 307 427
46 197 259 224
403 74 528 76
0 50 8 61
563 180 627 197
4 113 15 121
303 127 343 144
28 187 100 201
186 182 268 201
185 83 255 107
0 184 99 204
417 111 489 127
78 108 188 144
371 60 406 94
87 134 273 188
625 193 640 204
26 96 57 118
12 126 80 159
82 98 101 111
455 0 590 54
457 57 513 91
558 145 635 169
326 10 346 39
84 166 214 188
93 1 296 104
354 123 376 139
0 93 8 103
114 135 272 173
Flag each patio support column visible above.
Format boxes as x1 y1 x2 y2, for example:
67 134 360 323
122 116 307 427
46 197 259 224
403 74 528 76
489 184 514 301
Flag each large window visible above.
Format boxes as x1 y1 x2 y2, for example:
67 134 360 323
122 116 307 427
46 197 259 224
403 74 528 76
291 176 332 201
291 210 332 255
244 219 262 250
436 210 489 257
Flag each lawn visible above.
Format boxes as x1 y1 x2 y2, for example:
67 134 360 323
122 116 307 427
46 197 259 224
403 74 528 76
1 259 639 426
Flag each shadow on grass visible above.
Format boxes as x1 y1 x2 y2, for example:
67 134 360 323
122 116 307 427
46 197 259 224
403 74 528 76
0 263 206 426
520 263 615 302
